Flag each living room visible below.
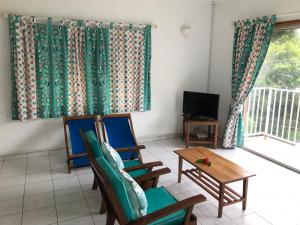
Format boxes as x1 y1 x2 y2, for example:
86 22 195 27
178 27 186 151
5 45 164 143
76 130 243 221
0 0 299 225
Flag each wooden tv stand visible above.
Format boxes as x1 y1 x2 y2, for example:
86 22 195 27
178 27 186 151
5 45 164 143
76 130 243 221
183 117 219 148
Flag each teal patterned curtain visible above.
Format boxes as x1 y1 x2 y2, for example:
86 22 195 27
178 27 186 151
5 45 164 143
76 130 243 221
8 15 152 121
223 15 276 148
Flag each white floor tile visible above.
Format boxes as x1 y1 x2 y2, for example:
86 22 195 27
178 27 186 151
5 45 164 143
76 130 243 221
26 165 51 174
22 206 57 225
27 156 50 168
92 214 107 225
223 204 254 220
0 175 26 188
0 198 23 217
55 187 84 205
58 216 94 225
86 197 101 213
194 202 231 225
25 180 53 196
51 167 76 180
0 166 26 177
217 221 237 225
75 167 92 176
81 185 101 199
28 151 49 158
23 192 55 211
233 213 271 225
1 138 300 225
26 171 52 183
0 213 22 225
56 200 90 222
77 174 94 186
53 176 80 191
3 158 27 168
4 154 28 161
0 185 24 201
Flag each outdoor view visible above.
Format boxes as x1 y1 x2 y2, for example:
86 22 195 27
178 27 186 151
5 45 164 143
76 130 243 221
244 27 300 171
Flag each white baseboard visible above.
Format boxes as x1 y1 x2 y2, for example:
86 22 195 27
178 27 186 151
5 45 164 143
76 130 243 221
0 133 181 157
137 133 180 143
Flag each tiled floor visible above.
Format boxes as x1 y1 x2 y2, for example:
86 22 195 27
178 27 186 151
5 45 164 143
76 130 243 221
0 138 300 225
245 136 300 172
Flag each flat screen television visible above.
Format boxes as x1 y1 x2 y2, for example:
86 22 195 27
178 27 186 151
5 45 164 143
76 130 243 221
183 91 220 119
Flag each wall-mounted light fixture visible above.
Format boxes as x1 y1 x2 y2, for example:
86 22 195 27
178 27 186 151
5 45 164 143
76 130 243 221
180 25 191 37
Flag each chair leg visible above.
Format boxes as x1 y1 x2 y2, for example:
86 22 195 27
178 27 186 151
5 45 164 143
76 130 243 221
67 159 71 174
100 199 106 214
92 176 98 190
106 212 115 225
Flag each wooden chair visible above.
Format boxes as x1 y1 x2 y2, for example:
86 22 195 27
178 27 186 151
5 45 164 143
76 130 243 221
80 130 171 214
81 130 206 225
63 115 101 173
100 113 145 162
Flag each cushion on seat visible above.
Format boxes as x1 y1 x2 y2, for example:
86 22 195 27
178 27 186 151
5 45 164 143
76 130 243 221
124 160 148 177
145 187 186 225
85 131 103 158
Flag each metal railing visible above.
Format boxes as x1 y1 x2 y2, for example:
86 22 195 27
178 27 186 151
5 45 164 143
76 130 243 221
245 87 300 144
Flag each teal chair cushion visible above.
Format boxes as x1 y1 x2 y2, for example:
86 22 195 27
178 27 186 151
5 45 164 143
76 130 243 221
85 131 103 158
145 187 186 225
95 157 136 220
124 160 148 177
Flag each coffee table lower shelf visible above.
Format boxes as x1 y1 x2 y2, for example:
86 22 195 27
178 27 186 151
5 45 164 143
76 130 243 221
181 168 248 218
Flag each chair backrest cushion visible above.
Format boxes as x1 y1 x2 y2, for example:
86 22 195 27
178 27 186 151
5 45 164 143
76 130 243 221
95 156 147 220
95 157 137 220
85 130 103 159
102 142 124 169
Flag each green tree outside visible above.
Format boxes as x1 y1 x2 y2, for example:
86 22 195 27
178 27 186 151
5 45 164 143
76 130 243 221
247 28 300 143
256 29 300 89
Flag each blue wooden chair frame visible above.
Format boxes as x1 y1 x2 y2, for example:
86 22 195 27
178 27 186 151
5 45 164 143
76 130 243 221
100 113 145 162
63 115 101 173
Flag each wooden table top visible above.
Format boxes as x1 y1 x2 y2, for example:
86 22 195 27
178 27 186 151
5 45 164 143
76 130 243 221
174 147 255 184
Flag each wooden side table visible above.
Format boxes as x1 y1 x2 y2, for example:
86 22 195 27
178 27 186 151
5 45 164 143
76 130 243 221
183 119 219 148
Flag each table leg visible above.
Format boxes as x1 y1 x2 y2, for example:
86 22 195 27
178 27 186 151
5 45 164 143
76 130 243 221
242 178 249 210
214 123 218 149
178 157 183 183
185 122 189 148
218 183 225 218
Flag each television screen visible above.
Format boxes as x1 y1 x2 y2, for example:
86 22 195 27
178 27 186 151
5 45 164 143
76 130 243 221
183 91 219 119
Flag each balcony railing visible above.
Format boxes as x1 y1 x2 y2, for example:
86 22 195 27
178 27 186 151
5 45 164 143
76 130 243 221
244 87 300 145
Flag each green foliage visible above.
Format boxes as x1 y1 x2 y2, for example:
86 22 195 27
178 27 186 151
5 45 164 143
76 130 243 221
256 29 300 89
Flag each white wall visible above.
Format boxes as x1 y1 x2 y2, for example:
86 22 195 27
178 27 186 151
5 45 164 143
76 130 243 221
0 0 212 155
210 0 300 136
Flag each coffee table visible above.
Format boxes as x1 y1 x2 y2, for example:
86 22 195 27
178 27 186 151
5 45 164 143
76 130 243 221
174 147 255 218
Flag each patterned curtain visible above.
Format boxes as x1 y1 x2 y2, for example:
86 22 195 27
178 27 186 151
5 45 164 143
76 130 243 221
9 16 38 121
109 24 151 112
223 15 276 148
8 15 151 121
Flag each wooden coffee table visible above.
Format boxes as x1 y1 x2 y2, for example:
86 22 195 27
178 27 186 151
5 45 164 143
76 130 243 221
174 147 255 218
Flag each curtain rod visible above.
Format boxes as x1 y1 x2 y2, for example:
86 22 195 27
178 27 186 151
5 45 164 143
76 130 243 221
231 10 300 25
3 13 158 29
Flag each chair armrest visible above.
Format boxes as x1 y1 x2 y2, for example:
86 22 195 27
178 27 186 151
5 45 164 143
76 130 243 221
115 145 145 153
123 161 163 172
128 194 206 225
133 167 171 184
